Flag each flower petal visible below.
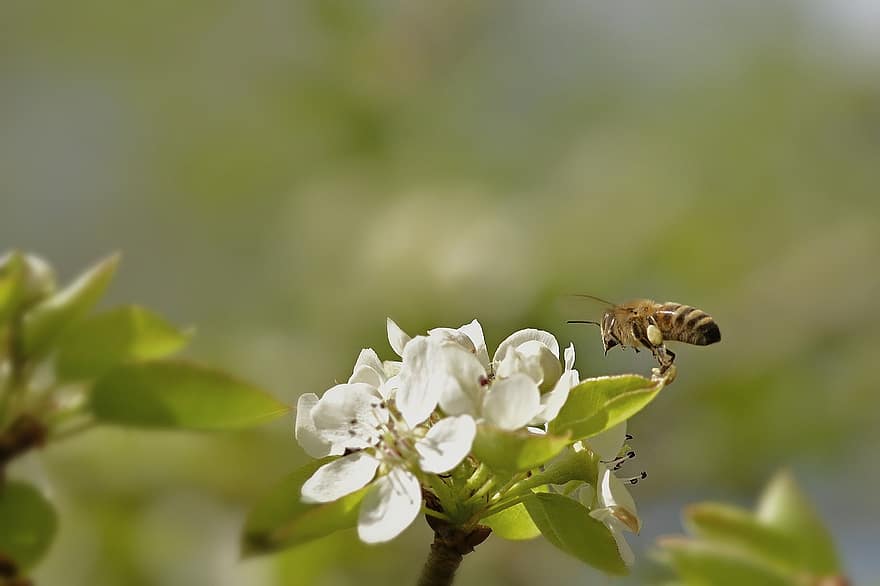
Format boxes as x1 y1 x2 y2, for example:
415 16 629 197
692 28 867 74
397 337 442 426
435 344 486 418
532 370 576 425
428 327 476 353
564 343 576 371
301 451 380 503
595 463 640 533
416 415 477 473
458 319 490 372
493 328 560 364
585 422 627 462
349 365 384 388
311 383 388 451
482 373 542 430
515 340 563 389
387 317 411 357
294 393 337 458
358 467 422 543
353 348 385 376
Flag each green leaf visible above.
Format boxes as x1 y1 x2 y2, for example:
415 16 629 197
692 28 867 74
0 481 58 570
548 375 663 441
683 503 803 573
89 360 290 430
242 459 366 555
23 253 120 358
755 470 841 575
55 305 191 381
482 486 550 541
523 492 628 575
471 425 570 473
656 537 795 586
0 251 26 326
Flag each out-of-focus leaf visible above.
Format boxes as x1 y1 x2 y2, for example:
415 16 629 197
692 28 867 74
471 425 570 473
548 375 663 441
656 537 795 586
523 492 628 575
684 503 801 572
23 253 120 358
242 459 366 555
55 305 191 381
0 251 25 326
0 481 58 570
89 360 290 430
755 470 841 575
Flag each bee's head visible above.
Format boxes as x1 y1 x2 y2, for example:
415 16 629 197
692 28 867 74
601 311 619 355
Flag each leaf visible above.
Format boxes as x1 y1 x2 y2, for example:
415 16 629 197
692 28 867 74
0 251 26 326
0 481 58 570
656 537 795 586
548 375 663 441
242 459 367 555
523 492 628 575
755 470 841 575
23 253 120 358
683 503 803 573
471 425 570 473
55 305 191 381
482 486 549 541
89 360 290 430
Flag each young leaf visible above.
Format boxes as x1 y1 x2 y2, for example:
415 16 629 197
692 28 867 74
471 425 570 473
23 253 120 358
55 305 191 381
482 486 549 541
548 375 662 441
0 481 58 570
683 503 802 573
755 470 842 575
523 492 628 575
242 459 367 555
656 537 795 586
89 360 290 430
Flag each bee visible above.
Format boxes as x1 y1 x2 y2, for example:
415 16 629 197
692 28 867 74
568 295 721 373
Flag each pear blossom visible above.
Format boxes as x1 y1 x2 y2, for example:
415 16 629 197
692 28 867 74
295 355 476 543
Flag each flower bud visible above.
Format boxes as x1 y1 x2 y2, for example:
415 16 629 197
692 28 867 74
0 251 57 309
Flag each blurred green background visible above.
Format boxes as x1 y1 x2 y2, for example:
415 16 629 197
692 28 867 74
2 1 879 584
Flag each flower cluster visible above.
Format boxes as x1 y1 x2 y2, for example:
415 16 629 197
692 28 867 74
294 317 644 567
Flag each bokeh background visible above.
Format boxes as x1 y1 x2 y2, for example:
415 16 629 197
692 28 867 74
3 1 879 584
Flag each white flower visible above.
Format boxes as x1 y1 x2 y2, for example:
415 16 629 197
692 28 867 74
295 352 476 543
348 348 399 400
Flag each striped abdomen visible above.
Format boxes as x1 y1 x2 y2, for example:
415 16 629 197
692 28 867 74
655 302 721 346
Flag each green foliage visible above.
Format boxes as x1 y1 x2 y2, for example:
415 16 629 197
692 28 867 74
654 470 846 585
55 305 191 381
0 481 58 570
242 459 367 556
549 375 664 441
89 361 290 430
471 425 570 473
22 253 120 359
522 492 628 576
0 252 26 326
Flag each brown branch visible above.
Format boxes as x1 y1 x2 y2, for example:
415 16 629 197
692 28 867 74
0 414 46 481
418 513 491 586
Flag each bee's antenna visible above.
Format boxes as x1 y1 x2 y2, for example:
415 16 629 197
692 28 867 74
567 320 601 327
571 293 615 306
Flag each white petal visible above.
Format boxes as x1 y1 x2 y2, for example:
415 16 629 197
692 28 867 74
585 422 628 462
416 415 476 473
482 373 542 430
349 365 384 388
589 510 636 567
564 343 576 371
294 393 337 458
383 360 402 377
387 318 411 357
312 383 388 451
428 327 476 353
595 463 640 533
458 319 490 372
377 374 399 400
532 370 576 425
301 451 380 503
515 340 563 388
397 337 442 426
353 348 385 376
357 467 422 543
435 344 486 418
493 328 560 364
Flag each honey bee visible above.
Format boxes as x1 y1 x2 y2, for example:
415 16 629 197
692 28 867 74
569 295 721 373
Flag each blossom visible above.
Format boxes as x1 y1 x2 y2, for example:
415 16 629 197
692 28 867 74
295 356 476 543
